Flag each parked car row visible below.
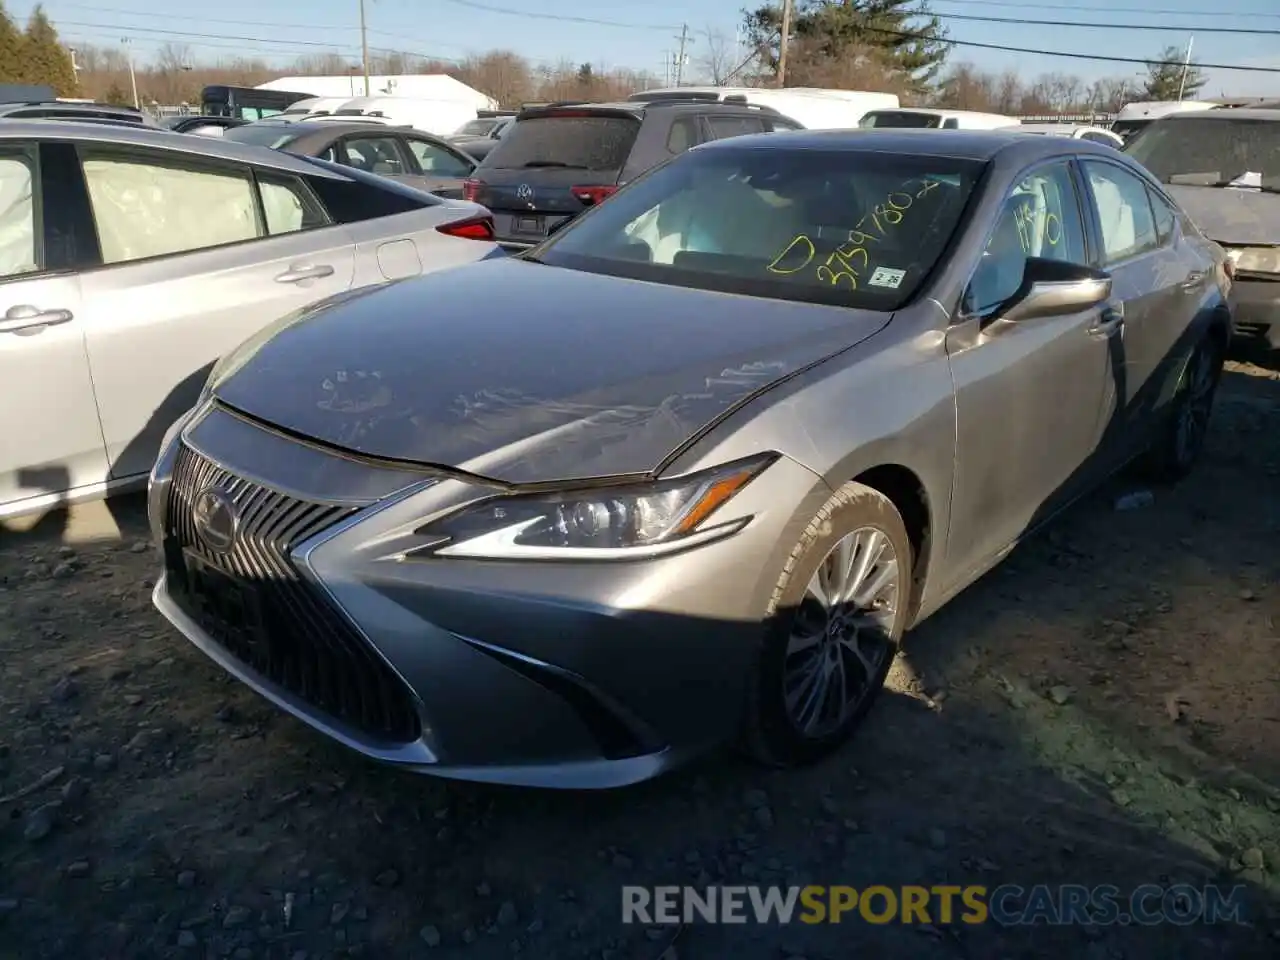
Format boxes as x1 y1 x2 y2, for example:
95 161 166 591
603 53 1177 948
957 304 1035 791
0 80 1269 791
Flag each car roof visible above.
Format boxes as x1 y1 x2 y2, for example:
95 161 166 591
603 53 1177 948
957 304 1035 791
269 120 443 139
0 118 350 178
1151 108 1280 122
516 100 781 119
693 127 1117 161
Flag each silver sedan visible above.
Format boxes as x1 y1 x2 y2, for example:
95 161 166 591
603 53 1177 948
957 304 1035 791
0 120 500 521
149 129 1232 788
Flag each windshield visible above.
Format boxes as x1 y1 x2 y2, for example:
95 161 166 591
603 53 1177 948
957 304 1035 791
859 111 942 129
222 125 299 149
533 146 985 310
481 114 640 171
1125 118 1280 186
457 118 499 136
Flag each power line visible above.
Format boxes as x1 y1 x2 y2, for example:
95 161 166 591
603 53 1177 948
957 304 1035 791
51 19 463 63
925 11 1280 36
933 0 1280 20
433 0 674 31
60 34 360 61
867 24 1280 72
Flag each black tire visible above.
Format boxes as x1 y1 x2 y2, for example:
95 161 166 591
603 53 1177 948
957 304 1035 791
1141 331 1224 483
741 481 913 768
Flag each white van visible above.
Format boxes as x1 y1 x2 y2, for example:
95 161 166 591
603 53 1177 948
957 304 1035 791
859 108 1019 130
627 86 899 129
277 96 352 119
321 96 478 136
1110 100 1220 142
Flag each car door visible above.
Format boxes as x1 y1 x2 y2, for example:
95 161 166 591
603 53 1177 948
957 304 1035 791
944 159 1117 576
0 141 103 515
1078 158 1186 462
72 146 356 480
401 135 476 198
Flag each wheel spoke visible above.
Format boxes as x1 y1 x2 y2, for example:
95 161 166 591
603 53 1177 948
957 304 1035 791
781 524 903 740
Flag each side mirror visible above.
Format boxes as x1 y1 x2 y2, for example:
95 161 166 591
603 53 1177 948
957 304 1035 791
993 257 1112 327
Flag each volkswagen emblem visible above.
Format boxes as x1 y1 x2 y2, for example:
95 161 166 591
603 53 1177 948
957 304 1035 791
192 485 239 554
516 183 533 201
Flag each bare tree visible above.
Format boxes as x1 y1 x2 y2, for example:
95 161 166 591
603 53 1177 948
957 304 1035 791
695 28 737 85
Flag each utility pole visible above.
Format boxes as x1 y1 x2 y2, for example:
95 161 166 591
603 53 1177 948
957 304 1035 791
673 23 691 86
359 0 371 96
120 37 139 110
1176 36 1194 102
777 0 793 87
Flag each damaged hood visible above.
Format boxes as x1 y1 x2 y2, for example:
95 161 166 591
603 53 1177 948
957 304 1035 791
1165 184 1280 247
209 257 890 484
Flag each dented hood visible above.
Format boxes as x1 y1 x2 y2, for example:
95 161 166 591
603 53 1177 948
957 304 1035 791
210 257 889 484
1165 184 1280 247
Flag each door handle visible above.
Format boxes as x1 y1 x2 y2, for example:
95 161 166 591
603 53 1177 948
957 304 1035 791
1180 270 1206 292
0 305 74 335
1088 303 1124 338
274 264 335 283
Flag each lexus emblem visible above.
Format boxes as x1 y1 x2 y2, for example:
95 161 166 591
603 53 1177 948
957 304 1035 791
516 183 533 201
192 485 239 554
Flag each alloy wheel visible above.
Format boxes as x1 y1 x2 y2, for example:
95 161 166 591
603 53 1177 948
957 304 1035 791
783 527 900 738
1174 343 1217 467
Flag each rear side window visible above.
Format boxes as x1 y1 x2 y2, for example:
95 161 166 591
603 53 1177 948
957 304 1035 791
303 171 434 223
1147 187 1177 245
481 114 640 171
257 172 330 235
706 116 766 140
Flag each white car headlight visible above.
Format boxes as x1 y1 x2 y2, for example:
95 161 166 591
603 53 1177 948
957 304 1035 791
416 454 775 560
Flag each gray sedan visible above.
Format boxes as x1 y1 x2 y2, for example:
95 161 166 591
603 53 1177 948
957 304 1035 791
223 119 479 198
0 120 499 521
148 130 1232 788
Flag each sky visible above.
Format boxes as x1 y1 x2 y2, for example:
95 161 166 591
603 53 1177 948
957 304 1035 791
17 0 1280 99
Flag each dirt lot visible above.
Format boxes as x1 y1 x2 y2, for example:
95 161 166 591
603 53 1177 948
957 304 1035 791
1 360 1277 960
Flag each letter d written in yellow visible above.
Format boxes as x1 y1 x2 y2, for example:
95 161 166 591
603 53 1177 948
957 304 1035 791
799 886 826 923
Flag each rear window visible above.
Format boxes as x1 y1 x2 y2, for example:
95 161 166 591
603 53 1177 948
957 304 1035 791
534 145 985 311
1124 117 1280 185
457 118 499 136
859 111 942 129
480 114 640 171
223 124 299 149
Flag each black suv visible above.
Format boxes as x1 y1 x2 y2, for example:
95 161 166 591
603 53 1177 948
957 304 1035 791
0 84 153 127
464 98 803 248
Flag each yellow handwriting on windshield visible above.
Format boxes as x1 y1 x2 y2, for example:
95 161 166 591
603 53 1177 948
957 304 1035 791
766 234 816 274
1013 203 1064 254
766 179 943 287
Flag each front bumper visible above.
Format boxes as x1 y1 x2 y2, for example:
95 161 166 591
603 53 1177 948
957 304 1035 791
1229 276 1280 350
148 402 827 788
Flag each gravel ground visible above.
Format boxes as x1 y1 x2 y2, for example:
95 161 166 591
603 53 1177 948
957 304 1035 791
1 359 1277 960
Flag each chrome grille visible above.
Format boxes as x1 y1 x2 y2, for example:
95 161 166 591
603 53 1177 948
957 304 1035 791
163 443 422 744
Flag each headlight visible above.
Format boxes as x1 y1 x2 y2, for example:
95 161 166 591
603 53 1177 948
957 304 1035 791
417 454 775 560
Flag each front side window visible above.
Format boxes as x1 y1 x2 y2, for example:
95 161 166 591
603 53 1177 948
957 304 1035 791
535 146 985 310
0 149 37 280
1083 160 1159 263
406 139 472 176
706 116 766 139
81 154 258 265
967 162 1088 315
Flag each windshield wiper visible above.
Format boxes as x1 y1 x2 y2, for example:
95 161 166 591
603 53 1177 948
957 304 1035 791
519 160 587 169
1166 175 1280 193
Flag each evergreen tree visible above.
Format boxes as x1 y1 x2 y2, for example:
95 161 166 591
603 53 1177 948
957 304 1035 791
1142 44 1205 101
743 0 949 94
23 5 77 96
0 3 28 85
